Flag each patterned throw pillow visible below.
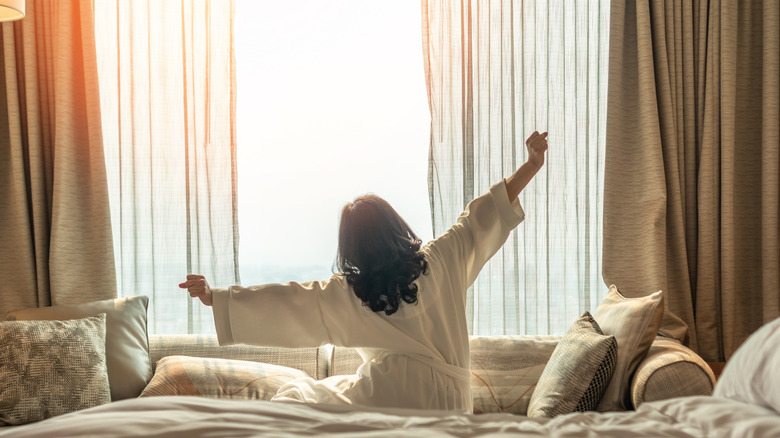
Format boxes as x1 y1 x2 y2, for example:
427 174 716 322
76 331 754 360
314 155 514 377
140 356 309 400
470 336 559 414
6 295 152 400
0 314 110 426
527 312 617 417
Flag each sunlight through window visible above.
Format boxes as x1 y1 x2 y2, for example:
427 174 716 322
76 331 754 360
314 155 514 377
235 1 433 285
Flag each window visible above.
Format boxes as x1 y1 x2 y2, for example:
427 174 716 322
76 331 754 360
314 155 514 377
235 1 433 285
95 1 607 336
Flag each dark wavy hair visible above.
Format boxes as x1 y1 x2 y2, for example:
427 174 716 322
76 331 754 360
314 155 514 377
336 195 428 315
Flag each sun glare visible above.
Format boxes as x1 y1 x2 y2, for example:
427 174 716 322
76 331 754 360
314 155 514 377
235 1 432 285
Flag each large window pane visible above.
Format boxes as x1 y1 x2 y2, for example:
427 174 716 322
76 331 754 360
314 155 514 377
236 1 433 285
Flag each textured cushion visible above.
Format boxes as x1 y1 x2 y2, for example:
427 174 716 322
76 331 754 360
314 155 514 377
140 356 309 400
631 338 715 408
6 295 152 401
0 314 110 426
593 285 664 411
469 335 558 414
527 312 617 417
328 345 365 377
714 316 780 414
149 335 324 379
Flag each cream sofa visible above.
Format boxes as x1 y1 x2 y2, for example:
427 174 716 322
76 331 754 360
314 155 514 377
1 293 716 424
148 333 716 414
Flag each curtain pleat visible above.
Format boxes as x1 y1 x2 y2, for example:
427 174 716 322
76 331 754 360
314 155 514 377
94 0 239 334
603 0 779 361
0 0 116 317
423 0 610 335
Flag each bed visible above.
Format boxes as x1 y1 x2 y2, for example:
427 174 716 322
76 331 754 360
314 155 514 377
3 315 780 437
0 395 778 437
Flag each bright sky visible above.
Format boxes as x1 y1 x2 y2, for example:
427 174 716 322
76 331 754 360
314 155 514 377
235 0 432 285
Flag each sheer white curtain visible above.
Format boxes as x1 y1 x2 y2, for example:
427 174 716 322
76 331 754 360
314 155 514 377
94 0 239 334
422 0 610 335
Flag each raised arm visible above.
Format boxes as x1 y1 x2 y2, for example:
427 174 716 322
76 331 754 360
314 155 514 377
425 130 549 292
505 131 548 201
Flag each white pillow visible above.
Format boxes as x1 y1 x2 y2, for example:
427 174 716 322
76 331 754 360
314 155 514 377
713 317 780 414
593 285 664 411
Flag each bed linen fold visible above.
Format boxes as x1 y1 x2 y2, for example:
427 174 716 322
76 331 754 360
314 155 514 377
3 395 777 437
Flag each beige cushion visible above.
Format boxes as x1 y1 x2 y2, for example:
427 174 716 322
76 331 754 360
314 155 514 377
593 285 664 411
631 338 715 408
469 335 558 415
149 334 324 379
6 295 152 401
140 356 309 400
528 312 617 417
327 345 365 377
0 314 110 426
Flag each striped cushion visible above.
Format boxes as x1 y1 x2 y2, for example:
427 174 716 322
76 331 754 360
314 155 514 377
527 312 617 417
140 356 309 400
470 335 558 415
149 335 324 379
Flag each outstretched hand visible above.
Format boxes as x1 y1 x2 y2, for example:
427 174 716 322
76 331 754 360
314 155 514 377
505 130 549 201
179 274 213 306
525 131 548 169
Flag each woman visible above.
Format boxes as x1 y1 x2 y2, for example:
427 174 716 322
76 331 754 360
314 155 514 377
180 131 548 412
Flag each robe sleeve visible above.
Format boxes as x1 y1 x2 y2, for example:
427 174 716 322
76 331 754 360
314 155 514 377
211 277 341 348
425 180 525 292
211 275 429 352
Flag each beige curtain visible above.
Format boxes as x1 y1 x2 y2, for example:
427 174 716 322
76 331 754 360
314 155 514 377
94 0 239 334
422 0 610 335
603 0 779 361
0 0 116 317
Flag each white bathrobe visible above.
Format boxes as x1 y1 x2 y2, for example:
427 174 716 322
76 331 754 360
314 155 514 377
211 181 525 412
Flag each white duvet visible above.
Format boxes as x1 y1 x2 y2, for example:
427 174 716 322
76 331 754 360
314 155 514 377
1 395 778 437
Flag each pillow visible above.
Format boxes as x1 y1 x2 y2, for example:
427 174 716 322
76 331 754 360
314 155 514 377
6 295 152 401
470 335 558 414
593 285 664 411
527 312 617 417
140 356 309 400
0 314 110 426
713 316 780 414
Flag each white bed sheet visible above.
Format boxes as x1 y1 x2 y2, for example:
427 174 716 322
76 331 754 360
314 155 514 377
1 395 778 437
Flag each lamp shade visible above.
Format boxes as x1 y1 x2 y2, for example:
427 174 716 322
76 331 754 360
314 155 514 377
0 0 24 22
